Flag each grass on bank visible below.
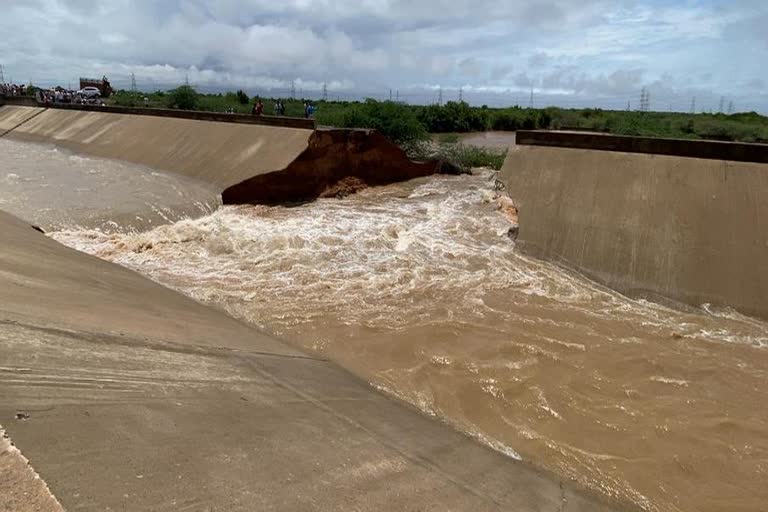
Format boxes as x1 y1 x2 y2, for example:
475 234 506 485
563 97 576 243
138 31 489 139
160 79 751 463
105 88 767 171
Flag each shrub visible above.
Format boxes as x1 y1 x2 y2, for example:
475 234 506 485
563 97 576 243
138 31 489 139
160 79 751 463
437 133 459 144
406 142 507 172
327 99 428 146
417 101 488 133
236 89 249 104
436 144 507 172
167 85 198 110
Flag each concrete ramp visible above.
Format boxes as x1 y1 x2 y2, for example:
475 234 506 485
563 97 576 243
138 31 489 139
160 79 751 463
3 106 312 189
0 105 45 134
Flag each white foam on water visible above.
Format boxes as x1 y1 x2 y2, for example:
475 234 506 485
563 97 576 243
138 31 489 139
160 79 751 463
49 169 768 512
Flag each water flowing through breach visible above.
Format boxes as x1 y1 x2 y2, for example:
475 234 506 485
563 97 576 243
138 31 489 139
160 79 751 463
47 168 768 512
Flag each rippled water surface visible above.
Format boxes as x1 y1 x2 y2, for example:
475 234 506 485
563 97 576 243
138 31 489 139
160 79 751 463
3 139 767 512
0 138 218 232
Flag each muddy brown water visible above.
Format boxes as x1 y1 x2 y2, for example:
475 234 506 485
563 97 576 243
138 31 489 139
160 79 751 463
2 138 767 512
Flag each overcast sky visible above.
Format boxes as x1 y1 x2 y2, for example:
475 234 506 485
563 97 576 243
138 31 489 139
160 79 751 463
2 0 766 111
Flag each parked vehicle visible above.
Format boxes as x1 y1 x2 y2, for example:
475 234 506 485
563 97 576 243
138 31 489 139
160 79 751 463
77 86 101 98
78 76 114 98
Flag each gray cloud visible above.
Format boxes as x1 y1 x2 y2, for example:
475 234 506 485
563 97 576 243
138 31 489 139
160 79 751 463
1 0 766 111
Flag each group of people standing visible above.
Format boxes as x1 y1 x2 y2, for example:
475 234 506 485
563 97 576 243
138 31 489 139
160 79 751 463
0 83 28 97
250 97 315 119
251 97 287 116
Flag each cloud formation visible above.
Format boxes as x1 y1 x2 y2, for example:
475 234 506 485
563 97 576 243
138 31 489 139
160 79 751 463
1 0 766 111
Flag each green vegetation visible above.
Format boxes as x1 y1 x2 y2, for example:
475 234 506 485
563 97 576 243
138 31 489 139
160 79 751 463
107 88 768 148
436 133 460 144
166 85 199 110
407 139 507 172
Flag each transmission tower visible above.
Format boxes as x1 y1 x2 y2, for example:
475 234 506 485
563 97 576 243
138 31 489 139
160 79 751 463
719 96 725 113
323 82 327 101
690 96 696 114
290 80 296 99
459 87 463 102
396 90 399 102
728 101 735 115
627 100 631 111
0 64 4 84
131 73 137 94
438 86 442 105
639 87 650 112
528 88 534 108
389 88 392 101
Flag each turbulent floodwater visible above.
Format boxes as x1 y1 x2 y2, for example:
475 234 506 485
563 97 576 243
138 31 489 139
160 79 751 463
3 139 767 512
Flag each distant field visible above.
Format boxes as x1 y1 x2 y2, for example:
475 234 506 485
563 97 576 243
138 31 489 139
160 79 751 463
106 88 768 146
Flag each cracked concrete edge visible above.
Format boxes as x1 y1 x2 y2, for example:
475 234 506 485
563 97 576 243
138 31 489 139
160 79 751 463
0 425 64 512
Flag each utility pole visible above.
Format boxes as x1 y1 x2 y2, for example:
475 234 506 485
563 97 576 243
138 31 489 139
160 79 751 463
291 80 296 99
323 82 327 101
529 88 534 108
690 96 696 114
719 96 725 113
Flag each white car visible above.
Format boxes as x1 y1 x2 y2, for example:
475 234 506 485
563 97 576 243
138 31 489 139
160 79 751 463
78 86 101 98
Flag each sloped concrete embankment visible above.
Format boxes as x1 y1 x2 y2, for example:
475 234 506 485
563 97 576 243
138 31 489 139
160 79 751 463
502 132 768 319
0 106 312 190
0 106 447 203
0 105 46 135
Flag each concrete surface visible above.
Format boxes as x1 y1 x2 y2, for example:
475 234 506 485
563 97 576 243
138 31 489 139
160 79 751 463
0 210 626 511
502 145 768 319
515 129 768 163
0 106 312 189
0 105 44 134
